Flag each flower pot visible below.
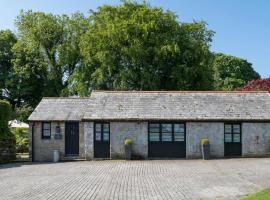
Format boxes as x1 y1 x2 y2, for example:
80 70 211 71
125 144 132 160
201 144 210 160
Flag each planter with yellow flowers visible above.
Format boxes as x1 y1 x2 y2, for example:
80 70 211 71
201 138 210 160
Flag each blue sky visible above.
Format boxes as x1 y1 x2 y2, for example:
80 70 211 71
1 0 269 77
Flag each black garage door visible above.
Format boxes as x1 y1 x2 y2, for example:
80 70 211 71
224 123 242 157
148 123 186 158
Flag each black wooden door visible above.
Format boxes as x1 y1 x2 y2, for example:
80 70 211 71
94 123 110 158
65 122 79 155
148 123 186 158
224 123 242 157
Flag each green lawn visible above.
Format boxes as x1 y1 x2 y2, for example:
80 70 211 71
241 189 270 200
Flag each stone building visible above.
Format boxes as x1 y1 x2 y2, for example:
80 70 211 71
28 91 270 161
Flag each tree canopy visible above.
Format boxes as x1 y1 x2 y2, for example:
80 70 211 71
213 53 260 90
76 1 214 95
0 1 262 121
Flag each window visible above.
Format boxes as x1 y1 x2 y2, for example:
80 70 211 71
224 123 241 143
162 124 172 141
95 123 110 142
103 123 110 141
95 124 102 141
174 124 185 141
149 123 185 142
149 124 160 141
42 122 51 139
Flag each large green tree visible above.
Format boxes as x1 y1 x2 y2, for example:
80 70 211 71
0 30 17 100
73 1 214 95
15 11 87 97
213 53 260 90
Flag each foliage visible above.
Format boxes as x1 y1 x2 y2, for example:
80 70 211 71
0 1 263 122
15 11 88 98
124 138 132 145
12 128 29 153
0 100 14 140
213 53 260 90
241 188 270 200
201 138 209 145
13 104 34 122
0 30 17 101
76 1 214 94
237 77 270 91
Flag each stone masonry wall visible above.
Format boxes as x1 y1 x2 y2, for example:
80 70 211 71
84 122 94 160
79 122 85 158
110 122 148 159
186 122 224 158
242 123 270 157
32 121 85 162
32 122 65 161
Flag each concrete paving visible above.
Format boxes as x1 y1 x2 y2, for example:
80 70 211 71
1 158 270 200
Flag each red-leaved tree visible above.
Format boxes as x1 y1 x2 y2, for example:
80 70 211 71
237 77 270 91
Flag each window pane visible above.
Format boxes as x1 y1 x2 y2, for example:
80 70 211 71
43 129 50 137
149 124 159 133
233 134 240 142
95 131 101 141
103 132 109 141
162 132 172 141
162 124 172 132
149 132 159 141
43 123 50 130
174 132 184 141
225 124 232 133
174 124 184 133
233 124 240 133
162 124 172 141
103 124 109 132
95 124 101 132
225 134 232 142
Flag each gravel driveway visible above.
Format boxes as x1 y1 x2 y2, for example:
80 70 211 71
1 158 270 200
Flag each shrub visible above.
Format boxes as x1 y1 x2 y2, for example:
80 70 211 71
201 138 209 145
0 100 16 162
12 128 29 153
124 138 132 145
0 100 14 140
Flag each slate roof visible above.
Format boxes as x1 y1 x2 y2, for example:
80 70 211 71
28 91 270 122
83 91 270 121
28 97 92 121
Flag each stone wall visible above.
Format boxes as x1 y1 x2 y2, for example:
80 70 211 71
84 122 94 160
186 122 224 158
31 121 270 161
0 139 16 163
31 121 85 162
110 122 148 159
242 123 270 157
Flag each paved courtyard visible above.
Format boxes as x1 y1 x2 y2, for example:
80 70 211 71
1 158 270 200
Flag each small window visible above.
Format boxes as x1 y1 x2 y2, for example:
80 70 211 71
42 122 51 139
224 123 241 143
94 123 110 142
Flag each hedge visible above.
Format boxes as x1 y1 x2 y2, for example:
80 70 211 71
0 100 16 163
0 100 13 140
